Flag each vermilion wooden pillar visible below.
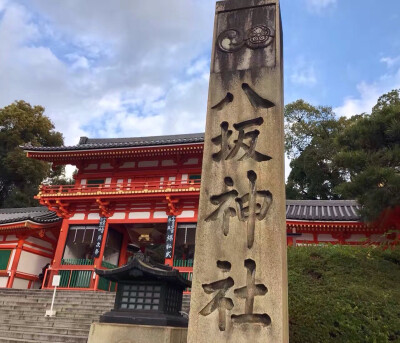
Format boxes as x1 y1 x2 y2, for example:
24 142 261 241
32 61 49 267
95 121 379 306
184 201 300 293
46 219 69 287
7 237 25 288
119 229 129 267
51 219 70 268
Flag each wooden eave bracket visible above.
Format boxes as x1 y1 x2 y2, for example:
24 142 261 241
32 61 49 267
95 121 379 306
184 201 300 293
41 200 73 219
96 198 115 218
164 196 182 216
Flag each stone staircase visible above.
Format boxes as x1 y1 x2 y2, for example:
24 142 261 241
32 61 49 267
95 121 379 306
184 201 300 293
0 289 115 343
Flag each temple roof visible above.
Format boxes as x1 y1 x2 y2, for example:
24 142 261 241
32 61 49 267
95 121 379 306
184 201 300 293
286 200 360 222
22 133 205 152
0 206 61 225
0 201 362 224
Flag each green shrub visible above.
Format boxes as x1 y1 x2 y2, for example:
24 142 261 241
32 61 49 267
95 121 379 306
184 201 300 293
288 245 400 343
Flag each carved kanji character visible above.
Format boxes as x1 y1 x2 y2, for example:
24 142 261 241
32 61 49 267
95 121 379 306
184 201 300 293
231 259 271 327
236 170 273 248
200 261 234 331
211 118 272 162
205 177 238 236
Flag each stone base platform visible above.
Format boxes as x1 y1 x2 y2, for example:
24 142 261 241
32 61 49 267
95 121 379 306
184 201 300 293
88 322 187 343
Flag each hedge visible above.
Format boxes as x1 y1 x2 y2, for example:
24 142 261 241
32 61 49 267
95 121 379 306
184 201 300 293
288 245 400 343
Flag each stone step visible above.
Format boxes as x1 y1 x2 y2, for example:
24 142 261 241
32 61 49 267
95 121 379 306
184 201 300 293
0 338 65 343
0 294 116 300
0 331 87 343
0 298 114 305
0 324 88 337
0 291 116 299
2 302 112 309
0 308 106 316
0 314 97 323
0 319 91 330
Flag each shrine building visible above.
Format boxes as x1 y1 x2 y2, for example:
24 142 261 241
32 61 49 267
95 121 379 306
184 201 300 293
0 133 398 290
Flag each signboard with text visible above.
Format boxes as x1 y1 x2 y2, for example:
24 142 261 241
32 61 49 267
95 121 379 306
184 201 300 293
164 216 176 259
93 217 107 258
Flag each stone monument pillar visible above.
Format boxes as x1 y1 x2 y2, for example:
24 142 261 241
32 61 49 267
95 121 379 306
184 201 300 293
187 1 288 342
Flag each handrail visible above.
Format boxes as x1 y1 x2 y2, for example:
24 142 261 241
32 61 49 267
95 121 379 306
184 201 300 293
38 179 201 196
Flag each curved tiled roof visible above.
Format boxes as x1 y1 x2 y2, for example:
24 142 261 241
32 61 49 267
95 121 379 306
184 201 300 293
0 201 361 225
286 200 361 221
22 133 205 152
0 207 61 225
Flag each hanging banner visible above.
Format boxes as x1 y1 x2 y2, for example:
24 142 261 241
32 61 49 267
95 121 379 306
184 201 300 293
93 217 107 258
164 215 176 259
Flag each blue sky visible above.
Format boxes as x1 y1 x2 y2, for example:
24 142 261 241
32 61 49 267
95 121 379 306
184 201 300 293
1 0 400 177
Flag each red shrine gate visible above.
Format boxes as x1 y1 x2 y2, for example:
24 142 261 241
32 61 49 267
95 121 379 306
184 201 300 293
1 133 394 291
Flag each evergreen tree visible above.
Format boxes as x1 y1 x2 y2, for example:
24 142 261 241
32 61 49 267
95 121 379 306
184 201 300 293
0 101 64 208
285 100 351 199
334 89 400 220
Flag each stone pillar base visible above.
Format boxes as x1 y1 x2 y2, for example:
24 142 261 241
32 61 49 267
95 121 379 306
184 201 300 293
88 322 188 343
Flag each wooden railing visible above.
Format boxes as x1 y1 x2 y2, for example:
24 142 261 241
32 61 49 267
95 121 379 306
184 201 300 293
38 179 201 198
44 259 118 291
173 259 193 293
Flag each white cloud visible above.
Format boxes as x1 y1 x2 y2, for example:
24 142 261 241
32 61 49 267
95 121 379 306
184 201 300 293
306 0 337 13
334 68 400 117
291 65 317 86
290 57 317 86
380 55 400 68
0 0 214 147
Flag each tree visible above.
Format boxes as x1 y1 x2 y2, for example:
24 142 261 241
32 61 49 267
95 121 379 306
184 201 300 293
284 100 351 200
334 89 400 220
0 100 64 208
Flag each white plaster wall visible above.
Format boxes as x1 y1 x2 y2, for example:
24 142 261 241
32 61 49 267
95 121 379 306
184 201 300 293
153 211 168 219
128 212 150 219
161 160 176 166
70 213 85 220
110 212 125 220
298 233 313 241
88 213 100 220
318 234 338 242
81 179 87 185
138 160 158 168
7 249 16 271
121 162 135 168
85 164 98 170
12 278 29 289
184 158 199 165
346 234 366 243
100 163 112 169
178 211 195 218
6 235 17 241
0 276 8 287
17 251 51 275
26 237 53 250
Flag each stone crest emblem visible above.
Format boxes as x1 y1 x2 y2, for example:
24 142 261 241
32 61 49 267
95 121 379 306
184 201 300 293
217 25 275 52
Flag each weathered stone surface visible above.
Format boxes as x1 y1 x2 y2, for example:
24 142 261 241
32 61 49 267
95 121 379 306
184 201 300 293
187 1 288 342
87 323 187 343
